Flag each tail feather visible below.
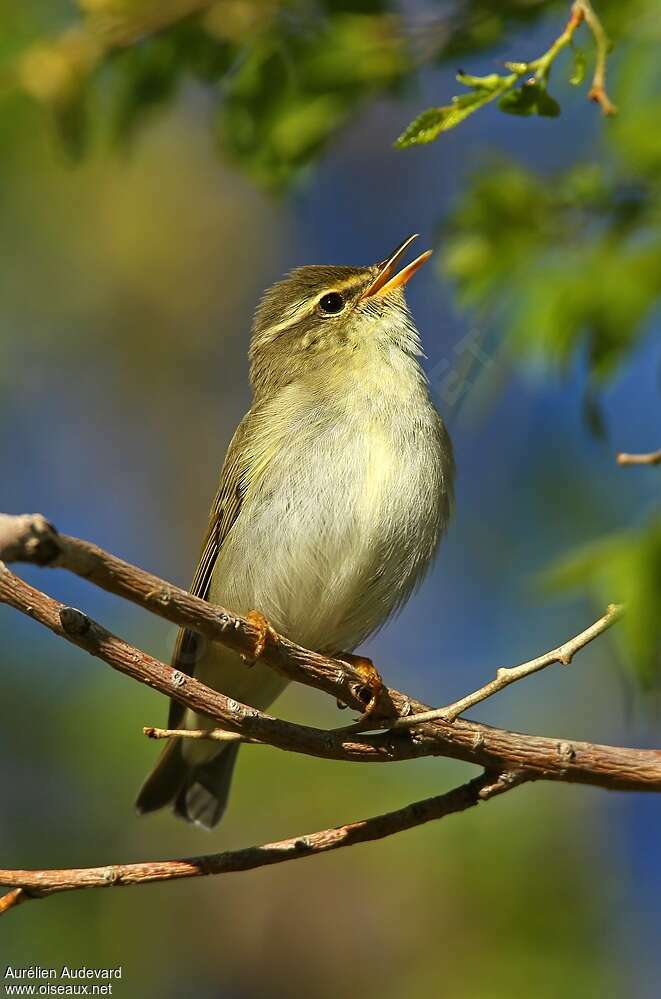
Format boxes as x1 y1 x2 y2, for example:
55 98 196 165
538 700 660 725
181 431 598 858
135 741 240 830
135 739 188 815
174 744 240 829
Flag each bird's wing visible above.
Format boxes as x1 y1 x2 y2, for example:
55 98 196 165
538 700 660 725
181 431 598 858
167 411 258 729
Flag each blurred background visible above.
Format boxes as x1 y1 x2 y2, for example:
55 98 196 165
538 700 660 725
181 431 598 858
0 1 659 996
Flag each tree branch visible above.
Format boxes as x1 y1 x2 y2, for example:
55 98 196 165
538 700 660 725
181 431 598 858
0 514 659 794
0 513 659 914
617 449 661 467
0 771 522 912
391 603 624 728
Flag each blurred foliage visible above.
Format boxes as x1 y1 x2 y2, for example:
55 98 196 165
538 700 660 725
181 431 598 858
543 515 661 685
438 6 660 684
4 0 589 187
440 7 660 385
441 155 660 384
438 2 660 389
216 11 408 187
8 0 414 185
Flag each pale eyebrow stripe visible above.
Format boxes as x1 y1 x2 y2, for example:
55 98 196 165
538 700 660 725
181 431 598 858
265 274 369 341
331 273 370 294
265 299 315 341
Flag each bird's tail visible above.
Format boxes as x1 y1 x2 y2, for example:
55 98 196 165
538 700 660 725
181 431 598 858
135 740 240 830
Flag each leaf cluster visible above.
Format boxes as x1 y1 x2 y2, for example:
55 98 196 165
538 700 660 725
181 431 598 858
395 63 566 148
13 2 413 187
395 5 591 148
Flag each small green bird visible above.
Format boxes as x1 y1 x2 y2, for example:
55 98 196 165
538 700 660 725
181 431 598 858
136 235 454 827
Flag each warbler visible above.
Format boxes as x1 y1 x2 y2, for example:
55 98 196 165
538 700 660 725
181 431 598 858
136 235 454 828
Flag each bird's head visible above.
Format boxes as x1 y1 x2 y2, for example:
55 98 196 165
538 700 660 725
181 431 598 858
249 235 432 398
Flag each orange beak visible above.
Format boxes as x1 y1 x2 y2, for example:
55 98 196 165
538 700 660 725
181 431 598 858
361 234 433 299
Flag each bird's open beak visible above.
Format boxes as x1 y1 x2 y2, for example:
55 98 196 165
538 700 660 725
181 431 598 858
361 233 433 299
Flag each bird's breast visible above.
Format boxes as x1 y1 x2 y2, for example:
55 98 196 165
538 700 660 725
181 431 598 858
211 368 451 653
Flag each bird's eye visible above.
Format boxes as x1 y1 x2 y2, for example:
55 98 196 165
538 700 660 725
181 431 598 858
317 291 345 316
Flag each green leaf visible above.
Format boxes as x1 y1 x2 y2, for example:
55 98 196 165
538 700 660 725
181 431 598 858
570 47 586 86
395 89 495 147
537 90 561 117
498 84 537 116
455 70 505 92
499 82 560 117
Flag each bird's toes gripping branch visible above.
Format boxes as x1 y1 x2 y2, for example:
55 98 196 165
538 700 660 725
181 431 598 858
338 653 392 721
242 609 279 665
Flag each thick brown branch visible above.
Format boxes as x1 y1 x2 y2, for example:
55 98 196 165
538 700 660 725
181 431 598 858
0 530 659 791
0 771 521 912
617 449 661 467
392 603 623 727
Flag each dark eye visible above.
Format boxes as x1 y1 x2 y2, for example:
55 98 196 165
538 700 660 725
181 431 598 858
317 291 345 316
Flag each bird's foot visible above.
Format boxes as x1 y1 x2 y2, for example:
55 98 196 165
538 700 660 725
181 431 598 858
242 610 278 665
337 653 388 721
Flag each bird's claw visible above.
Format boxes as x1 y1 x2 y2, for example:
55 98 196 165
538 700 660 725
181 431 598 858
338 653 388 720
242 610 278 665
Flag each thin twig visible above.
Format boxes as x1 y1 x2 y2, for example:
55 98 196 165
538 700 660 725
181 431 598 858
144 726 250 744
0 771 524 913
392 603 624 728
577 0 617 115
617 450 661 467
530 1 585 82
0 889 29 914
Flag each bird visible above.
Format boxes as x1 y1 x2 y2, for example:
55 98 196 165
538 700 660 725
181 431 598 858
136 234 455 828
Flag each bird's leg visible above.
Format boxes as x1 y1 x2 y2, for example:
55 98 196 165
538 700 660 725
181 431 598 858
242 610 279 665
